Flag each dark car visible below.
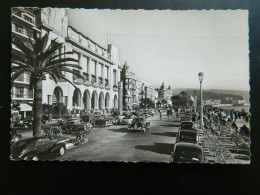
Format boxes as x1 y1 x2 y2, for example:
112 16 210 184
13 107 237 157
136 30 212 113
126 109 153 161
10 136 67 161
81 114 96 126
180 121 195 130
58 118 92 134
169 142 204 163
128 117 150 132
10 128 23 145
95 115 113 127
176 130 199 144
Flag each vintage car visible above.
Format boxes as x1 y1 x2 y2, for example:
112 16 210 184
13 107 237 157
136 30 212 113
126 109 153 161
10 136 68 161
128 117 150 132
121 115 134 125
180 121 196 131
58 118 92 134
10 128 23 145
176 129 199 144
94 115 113 127
169 142 204 163
181 115 192 122
81 114 96 126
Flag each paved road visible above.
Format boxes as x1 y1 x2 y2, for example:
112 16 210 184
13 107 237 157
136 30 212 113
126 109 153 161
49 113 180 162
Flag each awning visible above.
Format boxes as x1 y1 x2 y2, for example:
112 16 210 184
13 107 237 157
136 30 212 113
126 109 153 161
20 103 32 111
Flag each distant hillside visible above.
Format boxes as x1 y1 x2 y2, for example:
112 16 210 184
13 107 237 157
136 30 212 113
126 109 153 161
172 88 249 103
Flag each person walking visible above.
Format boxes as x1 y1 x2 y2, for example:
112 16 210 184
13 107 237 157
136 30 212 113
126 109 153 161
159 111 162 120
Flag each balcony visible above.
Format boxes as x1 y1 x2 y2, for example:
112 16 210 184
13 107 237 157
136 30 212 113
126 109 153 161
99 83 105 89
92 82 99 88
12 93 33 100
105 85 111 90
73 75 83 85
113 85 118 92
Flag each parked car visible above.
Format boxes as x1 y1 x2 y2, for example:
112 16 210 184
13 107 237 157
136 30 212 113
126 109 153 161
81 114 96 126
176 130 199 144
10 128 23 145
180 121 196 130
121 115 134 125
181 116 192 122
169 142 204 163
10 136 68 161
58 118 92 134
95 116 113 127
128 117 150 132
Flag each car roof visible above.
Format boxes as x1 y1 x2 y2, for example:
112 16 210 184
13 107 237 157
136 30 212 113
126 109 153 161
175 142 202 151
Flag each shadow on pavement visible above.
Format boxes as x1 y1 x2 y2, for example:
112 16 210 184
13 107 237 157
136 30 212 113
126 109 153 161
151 132 177 137
158 124 180 127
135 143 175 155
107 128 128 133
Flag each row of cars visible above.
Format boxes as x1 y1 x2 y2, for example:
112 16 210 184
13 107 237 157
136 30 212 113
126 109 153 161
169 113 205 163
10 109 156 161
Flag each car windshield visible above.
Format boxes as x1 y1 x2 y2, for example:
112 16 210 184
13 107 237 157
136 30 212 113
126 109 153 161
180 133 196 142
14 141 27 147
181 123 193 129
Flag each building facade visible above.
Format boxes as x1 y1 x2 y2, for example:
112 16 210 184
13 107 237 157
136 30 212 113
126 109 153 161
11 8 122 116
11 8 41 118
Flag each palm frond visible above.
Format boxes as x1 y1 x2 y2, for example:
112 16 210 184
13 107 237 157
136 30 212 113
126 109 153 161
44 57 79 67
49 51 75 60
12 37 35 61
38 41 62 64
44 64 82 73
58 67 85 79
11 69 28 82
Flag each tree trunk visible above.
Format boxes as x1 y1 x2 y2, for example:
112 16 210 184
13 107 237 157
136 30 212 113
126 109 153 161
33 79 43 136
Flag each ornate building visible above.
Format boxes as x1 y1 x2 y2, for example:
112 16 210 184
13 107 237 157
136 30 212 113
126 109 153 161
11 8 122 116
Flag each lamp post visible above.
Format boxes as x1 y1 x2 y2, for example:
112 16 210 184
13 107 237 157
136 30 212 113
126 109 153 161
198 72 204 129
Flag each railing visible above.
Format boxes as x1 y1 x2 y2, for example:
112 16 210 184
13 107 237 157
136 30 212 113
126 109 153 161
12 93 33 99
73 75 83 85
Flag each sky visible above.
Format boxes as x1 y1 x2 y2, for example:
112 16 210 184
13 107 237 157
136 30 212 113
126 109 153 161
66 9 249 91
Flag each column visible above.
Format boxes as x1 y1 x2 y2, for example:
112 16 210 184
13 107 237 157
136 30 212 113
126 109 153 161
79 53 83 74
108 65 111 86
87 57 91 82
101 64 105 85
95 61 98 84
118 81 123 114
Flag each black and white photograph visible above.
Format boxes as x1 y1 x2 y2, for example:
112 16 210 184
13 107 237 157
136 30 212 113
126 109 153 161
10 8 251 164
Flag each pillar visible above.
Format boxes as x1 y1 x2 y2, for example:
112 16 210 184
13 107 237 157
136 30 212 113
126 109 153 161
118 81 123 114
101 64 105 84
87 57 91 82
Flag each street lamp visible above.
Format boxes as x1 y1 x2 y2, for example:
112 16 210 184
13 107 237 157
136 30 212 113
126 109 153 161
198 72 204 129
194 90 197 112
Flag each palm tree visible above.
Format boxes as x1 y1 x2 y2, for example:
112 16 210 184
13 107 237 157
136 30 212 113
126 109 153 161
11 32 83 136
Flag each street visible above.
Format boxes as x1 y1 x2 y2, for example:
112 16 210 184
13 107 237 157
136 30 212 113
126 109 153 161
48 113 178 162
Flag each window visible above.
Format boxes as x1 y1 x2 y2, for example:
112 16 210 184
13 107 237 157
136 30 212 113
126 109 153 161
16 87 24 98
15 24 24 34
24 15 33 23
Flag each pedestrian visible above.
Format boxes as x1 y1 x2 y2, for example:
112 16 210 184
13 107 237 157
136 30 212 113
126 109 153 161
159 111 162 120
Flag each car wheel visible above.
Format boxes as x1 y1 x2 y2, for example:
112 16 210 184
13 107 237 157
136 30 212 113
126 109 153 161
32 155 39 161
58 147 65 156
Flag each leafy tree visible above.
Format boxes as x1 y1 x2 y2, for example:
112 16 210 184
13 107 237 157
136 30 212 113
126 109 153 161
11 32 83 136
